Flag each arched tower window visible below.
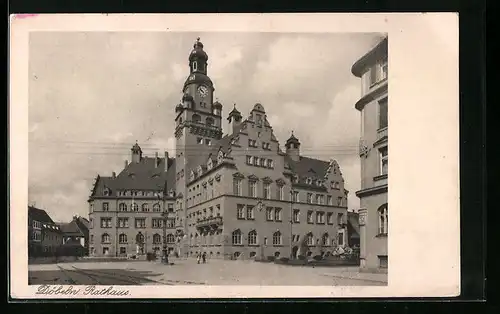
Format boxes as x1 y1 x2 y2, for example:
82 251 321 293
192 114 201 123
273 231 282 245
378 204 388 235
193 61 198 72
166 234 175 243
232 229 242 245
153 234 161 244
119 233 127 244
206 117 214 126
248 230 257 245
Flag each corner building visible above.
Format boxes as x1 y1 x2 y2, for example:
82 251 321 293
352 37 388 272
89 38 351 260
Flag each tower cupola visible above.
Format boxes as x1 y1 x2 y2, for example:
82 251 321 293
228 104 243 135
131 141 143 163
285 131 301 161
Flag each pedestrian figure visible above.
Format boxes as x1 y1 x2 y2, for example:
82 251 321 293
202 252 207 264
197 252 201 264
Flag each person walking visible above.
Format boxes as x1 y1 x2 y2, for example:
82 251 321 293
202 252 207 264
197 252 201 264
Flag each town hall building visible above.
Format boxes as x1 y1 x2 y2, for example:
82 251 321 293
88 38 350 260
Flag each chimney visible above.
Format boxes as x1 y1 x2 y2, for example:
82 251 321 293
155 152 159 168
164 151 169 172
112 172 116 178
124 160 128 169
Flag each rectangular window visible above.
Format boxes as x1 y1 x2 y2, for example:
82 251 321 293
381 59 388 81
259 158 266 167
233 178 242 196
380 146 388 175
327 196 333 205
120 247 127 255
378 255 388 268
378 98 388 129
316 212 325 224
369 64 379 85
167 204 174 212
197 137 203 145
263 183 271 199
307 211 313 224
246 155 252 165
315 194 320 204
117 218 129 228
266 207 274 221
100 218 112 228
338 232 344 246
249 181 257 197
277 185 284 200
337 213 345 225
237 204 245 219
337 197 343 206
166 219 175 228
306 193 312 204
89 218 94 229
205 139 212 146
135 218 146 228
152 218 163 228
266 159 273 168
323 212 331 224
253 156 259 166
274 208 282 222
293 209 300 223
246 206 255 220
102 202 109 211
291 191 299 203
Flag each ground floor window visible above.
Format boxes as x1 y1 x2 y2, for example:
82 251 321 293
274 251 280 257
102 247 110 255
378 255 388 268
233 252 241 259
90 247 95 255
119 247 126 255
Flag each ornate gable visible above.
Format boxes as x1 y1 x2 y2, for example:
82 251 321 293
232 172 245 179
262 176 273 183
247 174 259 181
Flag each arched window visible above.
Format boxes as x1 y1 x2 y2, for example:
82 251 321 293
132 203 139 212
232 229 242 245
153 233 162 244
192 114 201 123
193 61 198 71
206 117 214 126
142 203 149 212
101 233 110 243
322 233 329 246
119 203 127 212
306 233 314 246
119 233 127 244
136 232 144 244
153 203 161 212
166 234 175 243
248 230 257 245
378 204 388 235
273 231 282 245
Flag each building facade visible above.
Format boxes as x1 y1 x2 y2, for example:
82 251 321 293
28 206 63 256
352 37 388 272
88 38 350 259
58 215 90 254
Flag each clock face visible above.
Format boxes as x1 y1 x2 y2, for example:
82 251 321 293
198 85 209 98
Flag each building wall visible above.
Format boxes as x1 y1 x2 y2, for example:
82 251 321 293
41 229 63 252
356 40 389 272
88 197 176 257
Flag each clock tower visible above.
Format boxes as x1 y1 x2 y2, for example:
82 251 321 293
174 38 223 242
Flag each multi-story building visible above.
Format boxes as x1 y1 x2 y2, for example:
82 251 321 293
28 206 63 256
88 149 178 257
88 38 350 260
352 37 388 272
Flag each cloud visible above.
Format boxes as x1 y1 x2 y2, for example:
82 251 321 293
28 32 381 221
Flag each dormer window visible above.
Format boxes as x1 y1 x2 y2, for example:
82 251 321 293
217 151 224 163
306 178 313 185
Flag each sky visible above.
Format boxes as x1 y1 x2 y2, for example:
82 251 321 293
28 31 385 222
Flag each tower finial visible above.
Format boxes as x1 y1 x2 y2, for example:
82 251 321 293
197 37 200 42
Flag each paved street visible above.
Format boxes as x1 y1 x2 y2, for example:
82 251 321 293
29 258 387 286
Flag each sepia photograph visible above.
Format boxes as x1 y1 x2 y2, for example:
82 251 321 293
10 13 459 298
27 31 388 286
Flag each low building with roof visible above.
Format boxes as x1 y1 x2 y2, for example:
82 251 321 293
28 206 63 256
88 38 350 259
57 215 90 255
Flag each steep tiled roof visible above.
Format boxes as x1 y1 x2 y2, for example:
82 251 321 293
28 206 56 224
285 155 331 183
58 220 84 236
91 157 176 197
